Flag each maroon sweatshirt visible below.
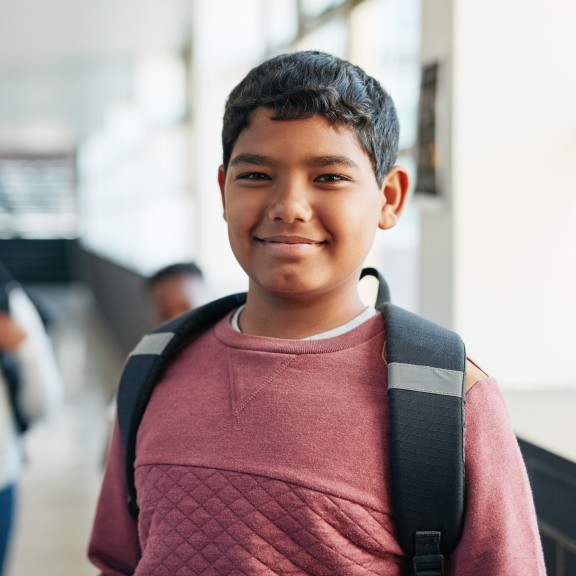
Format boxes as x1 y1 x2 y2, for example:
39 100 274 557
88 313 546 575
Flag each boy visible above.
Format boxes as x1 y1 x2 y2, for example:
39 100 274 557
88 51 545 575
147 262 209 324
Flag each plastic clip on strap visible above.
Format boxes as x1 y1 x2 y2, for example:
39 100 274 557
413 531 444 576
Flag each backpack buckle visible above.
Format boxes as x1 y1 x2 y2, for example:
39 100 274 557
413 553 444 575
413 531 444 575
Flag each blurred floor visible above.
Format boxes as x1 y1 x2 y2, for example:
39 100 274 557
6 284 124 576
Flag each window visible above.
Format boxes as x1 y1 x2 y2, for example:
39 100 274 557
0 153 78 239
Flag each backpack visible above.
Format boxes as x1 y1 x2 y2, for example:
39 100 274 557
116 268 466 576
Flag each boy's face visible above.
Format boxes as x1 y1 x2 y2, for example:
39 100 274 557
219 107 407 302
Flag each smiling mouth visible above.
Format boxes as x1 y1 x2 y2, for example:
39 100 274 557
255 235 324 245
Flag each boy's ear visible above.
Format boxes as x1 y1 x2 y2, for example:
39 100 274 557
378 166 410 230
218 165 226 219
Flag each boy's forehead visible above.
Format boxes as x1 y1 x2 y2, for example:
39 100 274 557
233 107 359 152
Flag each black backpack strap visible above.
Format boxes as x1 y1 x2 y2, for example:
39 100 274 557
117 292 246 518
381 303 466 575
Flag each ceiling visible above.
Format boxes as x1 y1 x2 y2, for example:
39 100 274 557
0 0 192 150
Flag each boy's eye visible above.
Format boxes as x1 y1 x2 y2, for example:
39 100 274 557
237 172 270 181
315 174 350 183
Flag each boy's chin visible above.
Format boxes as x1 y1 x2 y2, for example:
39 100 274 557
250 275 322 298
249 273 352 304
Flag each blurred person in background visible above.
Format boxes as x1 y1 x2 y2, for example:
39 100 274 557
146 261 209 324
100 261 210 467
0 262 63 575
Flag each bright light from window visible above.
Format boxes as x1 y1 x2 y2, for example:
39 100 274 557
134 54 187 127
266 0 299 50
295 18 348 57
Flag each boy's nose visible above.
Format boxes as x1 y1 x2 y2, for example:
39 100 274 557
266 180 313 223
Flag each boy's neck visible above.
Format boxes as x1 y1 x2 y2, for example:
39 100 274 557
239 286 368 339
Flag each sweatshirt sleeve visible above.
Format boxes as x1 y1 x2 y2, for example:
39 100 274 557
88 418 141 576
449 376 546 575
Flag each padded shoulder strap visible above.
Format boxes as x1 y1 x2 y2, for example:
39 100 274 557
381 303 466 573
117 292 247 518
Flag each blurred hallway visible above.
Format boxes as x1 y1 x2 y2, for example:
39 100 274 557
7 284 123 576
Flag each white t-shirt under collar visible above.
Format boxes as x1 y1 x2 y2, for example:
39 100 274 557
230 305 378 340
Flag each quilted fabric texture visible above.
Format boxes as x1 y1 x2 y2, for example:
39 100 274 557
135 465 405 575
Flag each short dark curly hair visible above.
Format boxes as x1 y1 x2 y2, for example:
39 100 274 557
221 50 400 186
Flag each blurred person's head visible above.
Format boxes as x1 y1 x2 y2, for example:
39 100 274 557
221 50 400 187
147 262 208 324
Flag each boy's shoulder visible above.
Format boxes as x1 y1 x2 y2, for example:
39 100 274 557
465 359 490 393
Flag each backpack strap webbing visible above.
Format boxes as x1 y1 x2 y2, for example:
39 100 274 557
381 303 466 575
117 292 246 519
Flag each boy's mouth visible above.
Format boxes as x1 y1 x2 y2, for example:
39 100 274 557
255 235 324 245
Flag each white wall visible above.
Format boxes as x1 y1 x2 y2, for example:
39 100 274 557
420 0 576 390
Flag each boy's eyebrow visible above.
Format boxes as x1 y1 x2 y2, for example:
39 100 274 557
229 153 359 169
304 155 359 169
229 154 272 167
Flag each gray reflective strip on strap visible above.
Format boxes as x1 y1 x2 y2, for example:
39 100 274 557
388 362 464 397
130 332 174 356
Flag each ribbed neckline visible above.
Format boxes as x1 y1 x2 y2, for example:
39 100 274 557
214 310 385 355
